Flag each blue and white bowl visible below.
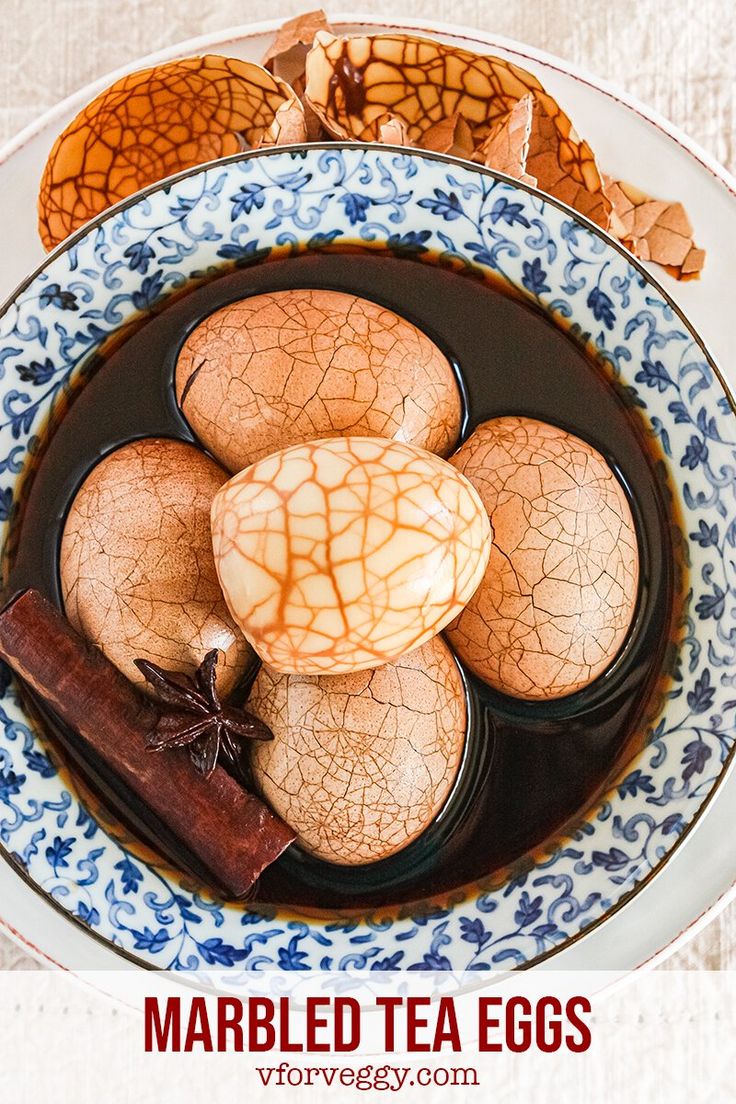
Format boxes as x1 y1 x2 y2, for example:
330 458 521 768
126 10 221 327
0 144 734 972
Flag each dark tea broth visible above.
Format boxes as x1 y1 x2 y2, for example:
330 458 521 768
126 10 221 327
6 251 680 910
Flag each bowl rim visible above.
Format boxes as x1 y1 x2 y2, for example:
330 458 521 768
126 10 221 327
1 140 734 973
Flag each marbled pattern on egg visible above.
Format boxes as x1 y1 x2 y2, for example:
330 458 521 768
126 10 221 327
211 435 492 675
249 635 466 865
175 288 462 470
446 416 639 700
60 437 251 694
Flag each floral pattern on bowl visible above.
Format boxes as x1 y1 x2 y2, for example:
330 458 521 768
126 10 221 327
0 145 734 972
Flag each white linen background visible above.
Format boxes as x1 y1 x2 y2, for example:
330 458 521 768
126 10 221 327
0 4 734 1095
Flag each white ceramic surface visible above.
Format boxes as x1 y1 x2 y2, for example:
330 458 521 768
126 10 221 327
0 13 734 974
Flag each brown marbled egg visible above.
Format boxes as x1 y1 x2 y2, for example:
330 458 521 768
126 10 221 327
446 416 639 700
60 438 251 693
249 635 466 865
175 289 462 470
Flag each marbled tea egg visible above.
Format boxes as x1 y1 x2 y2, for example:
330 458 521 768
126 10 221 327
211 436 491 674
60 438 251 693
175 289 462 470
446 417 639 700
249 635 466 864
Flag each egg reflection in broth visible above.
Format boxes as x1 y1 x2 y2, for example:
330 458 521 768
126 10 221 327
446 416 640 700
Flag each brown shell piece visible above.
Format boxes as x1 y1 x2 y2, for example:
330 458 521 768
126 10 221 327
419 113 475 159
262 10 333 141
525 98 611 229
377 113 411 145
446 417 639 701
604 177 705 280
249 636 466 865
476 95 536 185
263 9 332 84
38 55 306 251
175 288 462 470
304 31 610 227
60 438 252 695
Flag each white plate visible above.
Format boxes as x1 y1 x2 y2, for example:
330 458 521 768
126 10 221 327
1 12 734 974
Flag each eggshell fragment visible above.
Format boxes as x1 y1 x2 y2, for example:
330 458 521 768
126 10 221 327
604 176 705 281
175 289 462 470
262 9 332 141
60 438 251 694
38 56 306 250
249 635 466 864
211 436 492 675
305 31 611 229
446 417 639 700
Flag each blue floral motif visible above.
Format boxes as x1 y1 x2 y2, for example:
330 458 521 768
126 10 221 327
339 192 372 224
489 197 529 227
587 287 616 330
418 188 463 221
230 183 266 219
75 901 100 927
521 257 551 296
0 767 24 802
45 835 74 874
115 856 144 895
636 358 673 393
39 284 78 311
0 145 733 973
278 935 310 971
123 241 155 274
17 358 56 386
617 769 655 799
131 926 170 954
682 435 709 470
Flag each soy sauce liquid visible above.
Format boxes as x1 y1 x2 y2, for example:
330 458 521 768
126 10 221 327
6 251 681 911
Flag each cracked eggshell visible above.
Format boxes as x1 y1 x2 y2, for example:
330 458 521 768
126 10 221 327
38 56 306 251
211 435 491 675
249 635 466 864
445 416 639 700
60 437 252 694
175 289 462 471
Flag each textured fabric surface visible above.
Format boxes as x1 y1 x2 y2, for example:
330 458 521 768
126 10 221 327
0 0 734 972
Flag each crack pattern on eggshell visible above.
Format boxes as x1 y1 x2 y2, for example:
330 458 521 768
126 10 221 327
249 635 466 864
446 417 639 700
211 436 492 675
175 289 462 471
304 31 610 229
37 55 306 251
60 438 252 694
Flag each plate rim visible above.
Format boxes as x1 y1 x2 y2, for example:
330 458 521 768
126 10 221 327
0 139 734 973
1 13 734 974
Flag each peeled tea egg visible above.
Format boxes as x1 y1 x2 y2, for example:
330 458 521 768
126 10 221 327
446 417 639 700
211 436 491 674
249 635 466 865
175 289 462 470
60 438 251 693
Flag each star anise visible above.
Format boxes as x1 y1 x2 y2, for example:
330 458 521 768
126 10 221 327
134 649 272 780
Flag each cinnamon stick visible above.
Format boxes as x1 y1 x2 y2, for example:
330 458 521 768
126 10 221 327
0 588 295 898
